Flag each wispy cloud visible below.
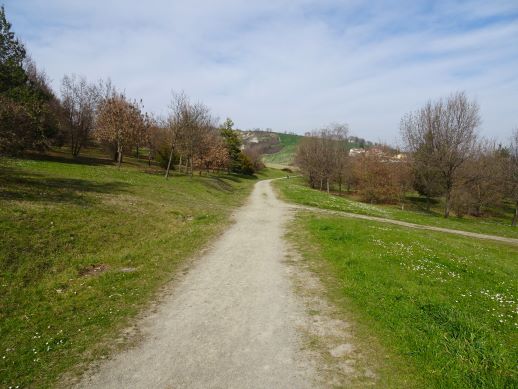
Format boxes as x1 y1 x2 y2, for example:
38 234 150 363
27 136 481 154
4 0 518 141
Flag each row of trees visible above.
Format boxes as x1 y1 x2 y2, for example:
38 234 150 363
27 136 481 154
296 92 518 225
156 94 250 178
296 124 349 193
401 91 518 223
0 6 258 176
297 129 410 206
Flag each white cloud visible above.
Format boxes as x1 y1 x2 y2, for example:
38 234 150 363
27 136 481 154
4 0 518 142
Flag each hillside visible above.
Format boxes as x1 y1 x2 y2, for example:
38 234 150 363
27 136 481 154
239 130 282 155
255 131 376 168
238 130 303 167
262 133 302 166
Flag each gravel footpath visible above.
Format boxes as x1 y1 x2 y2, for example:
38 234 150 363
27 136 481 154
75 179 318 388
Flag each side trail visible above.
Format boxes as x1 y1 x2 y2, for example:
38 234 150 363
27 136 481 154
292 205 518 245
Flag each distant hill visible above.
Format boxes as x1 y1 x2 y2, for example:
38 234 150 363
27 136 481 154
238 130 302 167
262 133 303 166
239 130 377 167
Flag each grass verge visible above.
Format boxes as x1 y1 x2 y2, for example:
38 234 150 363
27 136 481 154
0 153 280 388
288 212 518 388
274 177 518 239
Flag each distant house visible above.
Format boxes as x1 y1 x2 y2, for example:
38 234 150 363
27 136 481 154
349 148 365 157
366 147 384 156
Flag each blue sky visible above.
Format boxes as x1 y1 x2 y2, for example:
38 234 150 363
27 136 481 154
4 0 518 143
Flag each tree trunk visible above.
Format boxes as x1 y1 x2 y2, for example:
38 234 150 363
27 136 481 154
512 201 518 227
165 145 175 179
326 178 330 194
72 142 80 158
476 185 481 215
70 132 79 157
444 190 451 218
136 144 140 160
117 144 123 168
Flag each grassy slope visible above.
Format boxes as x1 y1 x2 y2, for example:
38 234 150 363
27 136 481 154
0 153 282 388
262 133 302 166
274 177 518 239
262 134 375 167
288 213 517 388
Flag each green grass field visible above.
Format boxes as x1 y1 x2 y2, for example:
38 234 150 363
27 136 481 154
0 151 282 388
288 213 518 388
274 177 518 239
262 133 302 166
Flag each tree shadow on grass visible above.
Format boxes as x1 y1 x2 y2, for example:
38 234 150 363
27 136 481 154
405 195 442 215
25 151 115 167
220 173 257 182
198 173 257 192
0 166 129 206
200 176 236 192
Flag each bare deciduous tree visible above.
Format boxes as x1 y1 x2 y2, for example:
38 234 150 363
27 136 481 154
133 107 149 160
163 92 218 178
401 91 479 217
450 141 505 217
507 129 518 226
164 92 189 178
94 93 143 167
296 123 349 193
353 147 411 206
328 123 350 193
60 75 112 157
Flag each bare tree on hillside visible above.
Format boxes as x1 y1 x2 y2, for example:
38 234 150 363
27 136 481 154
296 124 349 193
329 123 349 193
296 132 326 189
133 107 149 160
164 92 188 178
186 103 216 176
401 91 479 217
507 129 518 226
164 92 215 178
197 128 230 174
94 93 144 167
451 141 505 217
60 75 112 157
353 146 411 205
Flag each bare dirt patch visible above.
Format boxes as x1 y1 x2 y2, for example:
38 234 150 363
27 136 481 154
78 264 109 277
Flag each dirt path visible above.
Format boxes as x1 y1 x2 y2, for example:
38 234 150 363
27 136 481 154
76 180 319 388
74 178 514 388
292 205 518 246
